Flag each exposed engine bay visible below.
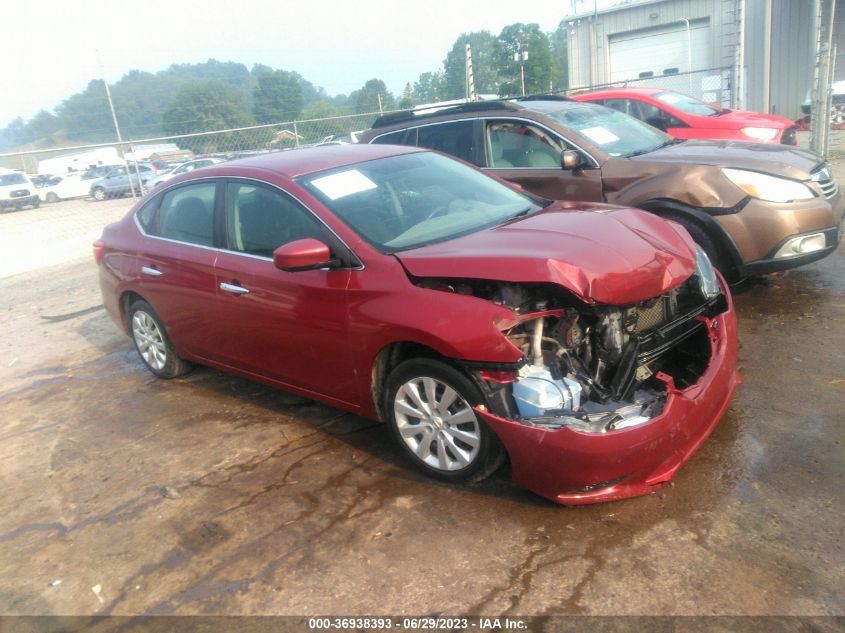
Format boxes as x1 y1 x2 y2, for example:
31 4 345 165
416 275 727 433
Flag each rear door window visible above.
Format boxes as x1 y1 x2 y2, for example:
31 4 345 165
416 121 481 165
155 183 217 246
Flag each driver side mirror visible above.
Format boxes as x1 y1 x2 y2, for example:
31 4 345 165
273 238 336 272
561 150 582 170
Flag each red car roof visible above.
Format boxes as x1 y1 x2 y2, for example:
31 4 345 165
209 144 421 179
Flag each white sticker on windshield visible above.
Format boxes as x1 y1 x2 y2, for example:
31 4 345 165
310 169 377 200
579 126 620 145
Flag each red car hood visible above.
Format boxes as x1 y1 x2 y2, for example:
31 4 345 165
697 108 794 130
394 202 697 305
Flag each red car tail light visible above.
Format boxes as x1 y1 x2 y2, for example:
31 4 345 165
93 240 105 265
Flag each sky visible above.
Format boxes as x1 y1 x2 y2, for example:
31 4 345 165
0 0 630 127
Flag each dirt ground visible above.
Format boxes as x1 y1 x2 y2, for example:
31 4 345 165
0 164 843 623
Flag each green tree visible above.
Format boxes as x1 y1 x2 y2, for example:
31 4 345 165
162 80 256 152
413 71 446 104
350 79 395 114
398 82 415 109
252 69 304 123
443 31 499 99
495 23 554 96
550 21 570 91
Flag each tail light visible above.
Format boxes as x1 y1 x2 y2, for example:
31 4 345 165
93 240 105 265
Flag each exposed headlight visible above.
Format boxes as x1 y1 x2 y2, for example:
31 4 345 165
694 247 720 299
722 168 815 203
740 127 779 141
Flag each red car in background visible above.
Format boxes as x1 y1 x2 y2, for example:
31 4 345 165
573 87 797 145
95 144 739 505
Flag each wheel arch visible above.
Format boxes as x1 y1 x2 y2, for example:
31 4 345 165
370 341 461 423
637 198 744 275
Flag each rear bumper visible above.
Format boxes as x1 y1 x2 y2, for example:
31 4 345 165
476 291 740 505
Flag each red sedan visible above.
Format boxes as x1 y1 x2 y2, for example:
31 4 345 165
573 87 797 145
95 144 739 505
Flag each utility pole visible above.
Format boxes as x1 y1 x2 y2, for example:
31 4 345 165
514 48 528 96
465 44 477 101
96 51 136 199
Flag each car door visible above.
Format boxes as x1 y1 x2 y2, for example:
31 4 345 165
211 180 357 404
103 167 126 193
134 181 222 360
482 119 604 201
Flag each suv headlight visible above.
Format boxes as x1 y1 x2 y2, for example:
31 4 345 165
694 247 720 299
722 168 815 203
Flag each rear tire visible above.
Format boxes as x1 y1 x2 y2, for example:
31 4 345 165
45 192 59 203
127 299 192 379
92 187 106 201
384 358 504 483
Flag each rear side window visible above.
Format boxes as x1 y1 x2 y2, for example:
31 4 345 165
224 183 327 258
136 197 158 231
372 129 416 146
156 183 216 246
416 121 479 165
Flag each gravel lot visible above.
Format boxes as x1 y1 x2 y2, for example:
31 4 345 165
0 161 843 625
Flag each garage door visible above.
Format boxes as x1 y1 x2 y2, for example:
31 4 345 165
609 20 712 83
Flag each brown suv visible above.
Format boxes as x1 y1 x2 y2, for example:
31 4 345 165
360 97 844 280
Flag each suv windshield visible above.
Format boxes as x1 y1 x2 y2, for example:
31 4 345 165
654 91 721 116
300 152 544 252
544 105 672 157
0 173 27 186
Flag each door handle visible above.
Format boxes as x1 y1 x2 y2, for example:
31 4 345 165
141 266 163 277
220 282 250 295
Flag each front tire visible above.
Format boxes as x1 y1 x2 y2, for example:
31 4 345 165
31 197 40 209
45 192 59 203
128 300 191 379
92 187 106 201
385 358 503 482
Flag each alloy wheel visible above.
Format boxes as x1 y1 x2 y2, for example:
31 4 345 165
392 376 481 472
132 311 167 371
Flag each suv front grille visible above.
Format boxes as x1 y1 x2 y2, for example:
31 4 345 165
811 163 838 199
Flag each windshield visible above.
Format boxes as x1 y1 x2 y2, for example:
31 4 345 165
654 91 721 116
544 104 672 157
299 152 544 252
0 173 27 186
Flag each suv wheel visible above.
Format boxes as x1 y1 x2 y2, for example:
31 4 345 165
92 187 106 201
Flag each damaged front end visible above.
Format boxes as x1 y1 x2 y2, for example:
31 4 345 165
414 247 739 504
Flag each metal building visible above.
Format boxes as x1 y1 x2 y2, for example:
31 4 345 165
566 0 840 120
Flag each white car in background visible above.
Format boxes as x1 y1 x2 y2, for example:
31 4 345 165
144 157 223 189
0 168 40 210
38 173 91 202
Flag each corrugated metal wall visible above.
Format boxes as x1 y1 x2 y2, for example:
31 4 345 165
567 0 730 88
566 0 820 120
744 0 814 118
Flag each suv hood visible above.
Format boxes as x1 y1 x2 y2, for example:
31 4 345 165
394 203 696 305
631 139 822 180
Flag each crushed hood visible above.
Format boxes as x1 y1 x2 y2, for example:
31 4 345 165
394 203 697 305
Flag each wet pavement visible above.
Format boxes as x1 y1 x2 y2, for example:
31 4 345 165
0 216 843 619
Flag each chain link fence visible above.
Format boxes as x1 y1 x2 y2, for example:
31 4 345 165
0 111 391 278
563 67 734 108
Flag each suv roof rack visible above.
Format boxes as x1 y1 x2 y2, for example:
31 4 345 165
514 94 573 102
371 100 520 129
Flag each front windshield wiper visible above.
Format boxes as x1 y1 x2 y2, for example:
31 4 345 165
626 138 683 157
